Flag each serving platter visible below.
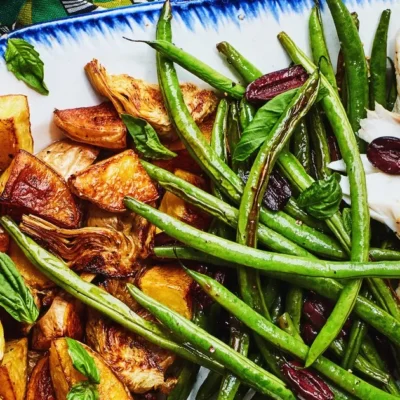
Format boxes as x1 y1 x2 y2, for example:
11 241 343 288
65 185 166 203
0 0 400 398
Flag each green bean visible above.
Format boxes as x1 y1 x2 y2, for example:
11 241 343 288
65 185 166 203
307 106 331 180
168 362 199 400
0 216 226 374
309 5 338 93
217 325 250 400
278 312 303 342
325 0 369 139
285 287 303 333
387 57 397 111
216 41 263 84
291 120 311 174
186 269 396 399
212 99 229 165
263 278 281 311
237 70 320 248
134 39 246 99
196 371 222 400
361 336 400 396
342 318 368 370
283 198 329 233
142 160 313 258
233 354 264 400
370 10 391 109
270 293 284 325
154 8 346 260
227 101 246 175
278 32 370 368
128 285 295 400
124 198 400 280
153 246 400 347
239 98 256 130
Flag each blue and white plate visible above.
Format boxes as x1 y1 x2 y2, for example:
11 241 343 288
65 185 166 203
0 0 399 397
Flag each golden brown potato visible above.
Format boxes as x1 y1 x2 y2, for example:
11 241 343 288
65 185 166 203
158 169 211 231
26 355 56 400
36 139 99 179
0 321 4 362
53 102 127 149
85 59 218 140
32 294 83 350
49 338 133 400
8 240 53 290
0 338 28 400
0 95 33 172
20 214 144 278
139 265 193 319
69 149 158 212
86 311 176 394
0 150 81 228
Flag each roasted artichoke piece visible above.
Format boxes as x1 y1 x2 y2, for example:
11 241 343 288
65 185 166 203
100 277 141 312
86 310 177 394
69 149 158 212
20 214 145 277
85 59 218 139
32 294 83 350
0 150 81 228
8 239 54 290
0 95 33 172
26 355 56 400
139 265 193 319
36 139 99 179
158 169 211 231
0 338 28 400
49 338 133 400
53 102 127 149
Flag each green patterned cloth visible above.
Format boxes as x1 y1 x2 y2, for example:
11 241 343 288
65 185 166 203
0 0 146 33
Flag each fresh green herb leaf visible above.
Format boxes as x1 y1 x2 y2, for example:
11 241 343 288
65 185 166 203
4 38 49 95
66 338 100 384
342 208 352 236
297 173 343 220
67 382 99 400
233 86 328 162
122 114 177 160
0 252 39 323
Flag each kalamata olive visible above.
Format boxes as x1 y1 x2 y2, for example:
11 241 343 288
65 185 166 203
281 361 334 400
246 65 308 103
239 169 291 211
301 323 318 345
367 136 400 174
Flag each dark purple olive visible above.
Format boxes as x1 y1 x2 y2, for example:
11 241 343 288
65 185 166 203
367 136 400 174
246 65 308 103
281 361 334 400
239 169 291 211
303 299 328 330
302 323 319 345
327 135 341 162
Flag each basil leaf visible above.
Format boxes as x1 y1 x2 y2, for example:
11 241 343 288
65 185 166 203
0 252 39 323
4 38 49 95
66 338 100 384
67 382 99 400
233 86 328 162
233 89 298 162
122 114 177 160
297 173 342 220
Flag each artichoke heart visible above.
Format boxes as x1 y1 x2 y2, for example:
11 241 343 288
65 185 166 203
86 310 177 394
20 215 147 278
85 59 219 139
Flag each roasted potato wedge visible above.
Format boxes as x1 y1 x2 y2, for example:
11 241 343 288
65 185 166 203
36 139 99 179
0 150 81 228
8 240 53 290
0 338 28 400
53 102 127 149
139 265 193 319
0 95 33 172
26 355 56 400
86 311 176 394
32 294 83 350
49 338 133 400
85 59 218 140
69 149 158 212
158 169 211 231
0 321 4 362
